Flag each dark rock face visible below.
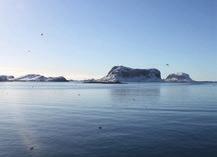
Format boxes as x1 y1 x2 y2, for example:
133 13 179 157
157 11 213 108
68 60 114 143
0 75 8 81
46 76 68 82
100 66 162 82
165 73 193 82
7 76 15 80
0 75 14 81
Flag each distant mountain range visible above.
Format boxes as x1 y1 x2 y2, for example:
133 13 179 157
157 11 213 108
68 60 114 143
0 66 216 83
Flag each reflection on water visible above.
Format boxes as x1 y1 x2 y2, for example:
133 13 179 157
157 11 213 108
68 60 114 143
0 82 217 157
109 84 161 99
108 84 161 111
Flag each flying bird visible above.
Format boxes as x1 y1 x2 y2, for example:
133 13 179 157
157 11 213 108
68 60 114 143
166 64 169 66
40 33 44 36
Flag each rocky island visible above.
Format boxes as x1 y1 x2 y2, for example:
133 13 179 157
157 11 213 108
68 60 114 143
165 72 193 82
15 74 68 82
84 66 162 83
0 74 68 82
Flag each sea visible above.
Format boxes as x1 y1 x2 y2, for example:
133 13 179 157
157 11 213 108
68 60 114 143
0 82 217 157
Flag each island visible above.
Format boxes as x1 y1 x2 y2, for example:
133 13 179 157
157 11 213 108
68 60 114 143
0 74 68 82
165 73 193 83
84 66 162 83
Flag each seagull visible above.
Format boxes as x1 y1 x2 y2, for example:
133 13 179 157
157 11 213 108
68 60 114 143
166 64 169 66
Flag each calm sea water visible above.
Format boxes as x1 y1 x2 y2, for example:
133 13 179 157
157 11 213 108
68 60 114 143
0 82 217 157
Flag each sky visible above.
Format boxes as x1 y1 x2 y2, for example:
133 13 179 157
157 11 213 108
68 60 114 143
0 0 216 80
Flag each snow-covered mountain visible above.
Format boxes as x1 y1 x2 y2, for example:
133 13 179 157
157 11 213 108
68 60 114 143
165 73 193 82
85 66 162 83
14 74 68 82
0 75 14 81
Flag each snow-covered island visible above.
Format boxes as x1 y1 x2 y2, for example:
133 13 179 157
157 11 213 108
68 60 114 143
0 74 68 82
15 74 68 82
84 66 162 83
165 72 193 82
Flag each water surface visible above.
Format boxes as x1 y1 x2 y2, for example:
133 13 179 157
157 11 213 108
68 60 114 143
0 82 217 157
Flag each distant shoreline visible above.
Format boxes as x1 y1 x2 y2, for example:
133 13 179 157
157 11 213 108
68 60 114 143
0 80 216 84
1 66 216 83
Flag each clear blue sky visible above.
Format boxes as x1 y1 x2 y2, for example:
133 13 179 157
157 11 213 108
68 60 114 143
0 0 216 80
